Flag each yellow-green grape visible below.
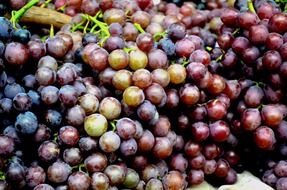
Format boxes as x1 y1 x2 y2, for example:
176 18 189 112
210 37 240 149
123 86 145 107
84 114 108 137
129 50 148 71
167 64 187 84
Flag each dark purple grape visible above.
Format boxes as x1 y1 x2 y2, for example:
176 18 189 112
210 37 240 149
58 126 79 146
38 141 60 163
13 93 32 112
25 165 46 188
47 160 71 184
0 135 15 157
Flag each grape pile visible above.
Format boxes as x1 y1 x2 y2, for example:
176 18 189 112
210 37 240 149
0 0 286 189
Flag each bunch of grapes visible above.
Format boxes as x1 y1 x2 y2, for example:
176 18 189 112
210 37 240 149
0 0 286 190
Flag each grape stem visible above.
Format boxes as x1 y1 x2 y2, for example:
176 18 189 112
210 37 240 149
181 57 190 67
247 0 256 14
50 24 54 38
0 171 5 180
134 23 145 34
10 0 40 28
123 47 137 53
205 46 213 51
40 0 52 8
57 4 67 12
257 104 264 110
86 14 110 46
153 31 167 41
53 132 58 142
110 120 117 132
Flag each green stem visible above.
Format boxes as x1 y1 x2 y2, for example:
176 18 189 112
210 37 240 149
40 0 52 8
181 57 189 67
53 132 58 142
247 0 256 14
78 163 85 172
134 23 145 34
153 31 167 41
257 104 264 110
232 28 240 36
90 25 99 33
215 54 223 62
10 0 40 28
110 121 117 132
50 24 54 38
0 171 5 180
83 20 90 34
57 4 66 12
123 47 136 53
88 15 110 36
205 46 213 51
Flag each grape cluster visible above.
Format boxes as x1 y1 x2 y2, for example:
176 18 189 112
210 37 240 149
0 0 286 190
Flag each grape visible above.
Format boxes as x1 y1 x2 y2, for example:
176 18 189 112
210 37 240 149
79 94 99 115
145 178 163 190
254 126 276 150
0 135 15 157
184 141 201 158
132 10 151 29
152 137 173 159
268 13 287 34
84 153 107 173
209 120 230 142
63 148 82 166
276 177 287 190
167 64 186 84
123 86 145 107
169 153 188 172
58 126 79 146
275 161 287 177
25 165 46 188
162 171 186 190
4 42 29 65
103 8 126 25
84 114 108 137
38 141 60 163
89 172 109 190
104 36 125 52
147 49 168 70
78 137 97 153
262 169 278 187
137 130 155 152
99 97 121 120
34 184 55 190
47 161 71 183
12 29 31 44
15 111 38 135
66 105 85 126
241 108 261 131
261 104 283 127
67 171 91 190
122 168 140 188
99 131 121 153
104 165 126 186
145 83 166 106
12 93 31 112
